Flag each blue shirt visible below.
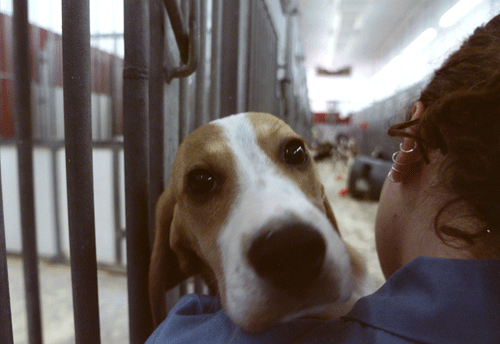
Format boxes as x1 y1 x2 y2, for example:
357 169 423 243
145 257 500 343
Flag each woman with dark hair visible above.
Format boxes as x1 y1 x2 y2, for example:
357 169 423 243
381 13 500 267
146 15 500 344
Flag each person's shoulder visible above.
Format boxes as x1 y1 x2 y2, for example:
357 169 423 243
292 317 418 344
145 294 339 344
170 293 223 315
145 294 226 344
144 293 419 344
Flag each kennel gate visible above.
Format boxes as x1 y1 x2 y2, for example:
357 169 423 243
0 0 284 343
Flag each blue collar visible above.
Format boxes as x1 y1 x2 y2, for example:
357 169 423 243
346 256 500 343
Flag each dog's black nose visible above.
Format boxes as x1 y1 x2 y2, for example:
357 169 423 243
247 222 326 292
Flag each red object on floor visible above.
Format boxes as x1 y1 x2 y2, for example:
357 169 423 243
338 187 349 196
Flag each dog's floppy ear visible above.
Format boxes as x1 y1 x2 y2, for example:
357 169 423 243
321 185 340 234
149 181 189 327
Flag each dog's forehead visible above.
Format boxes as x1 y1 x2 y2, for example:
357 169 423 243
175 122 235 176
182 122 228 153
246 112 296 138
175 113 289 180
212 112 299 153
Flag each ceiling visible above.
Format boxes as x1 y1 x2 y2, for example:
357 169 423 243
296 0 450 75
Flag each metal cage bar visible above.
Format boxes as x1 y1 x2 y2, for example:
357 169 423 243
50 143 64 263
162 0 189 64
195 0 207 128
13 1 43 343
113 145 125 265
219 0 240 118
149 0 165 248
209 0 222 121
123 0 154 342
246 0 278 114
61 0 102 343
0 159 13 344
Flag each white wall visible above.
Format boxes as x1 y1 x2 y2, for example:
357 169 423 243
1 144 126 266
0 0 124 57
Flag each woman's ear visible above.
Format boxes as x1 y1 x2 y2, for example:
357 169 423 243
390 101 425 183
401 101 424 154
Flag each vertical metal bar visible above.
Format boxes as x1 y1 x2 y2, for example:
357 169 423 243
13 1 43 343
149 0 165 247
0 159 14 344
110 54 121 138
123 0 153 342
51 144 64 263
209 0 222 121
193 1 207 291
245 0 277 115
178 80 189 142
31 24 43 140
94 52 102 141
48 33 58 140
178 0 190 142
219 0 240 118
195 0 207 128
159 0 185 314
112 145 123 265
283 13 294 123
162 0 189 64
61 0 101 343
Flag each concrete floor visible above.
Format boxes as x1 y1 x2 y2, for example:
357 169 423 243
316 159 385 287
6 158 384 343
7 257 129 344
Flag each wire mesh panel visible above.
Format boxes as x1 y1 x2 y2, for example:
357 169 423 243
246 0 278 114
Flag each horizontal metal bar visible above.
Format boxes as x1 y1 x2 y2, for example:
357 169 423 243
90 33 124 38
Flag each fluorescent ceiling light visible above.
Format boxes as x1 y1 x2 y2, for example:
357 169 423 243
371 55 403 82
439 0 484 28
402 28 437 56
371 27 436 83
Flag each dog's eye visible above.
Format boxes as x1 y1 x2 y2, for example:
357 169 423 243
187 169 216 195
284 139 307 165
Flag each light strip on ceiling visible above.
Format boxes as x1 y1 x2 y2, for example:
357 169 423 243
371 27 436 83
439 0 484 28
402 28 437 56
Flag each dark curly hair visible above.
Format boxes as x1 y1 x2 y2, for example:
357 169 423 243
388 14 500 256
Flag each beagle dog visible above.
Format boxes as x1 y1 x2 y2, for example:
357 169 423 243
149 112 371 332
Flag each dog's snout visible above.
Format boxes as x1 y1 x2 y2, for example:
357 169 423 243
247 222 326 292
